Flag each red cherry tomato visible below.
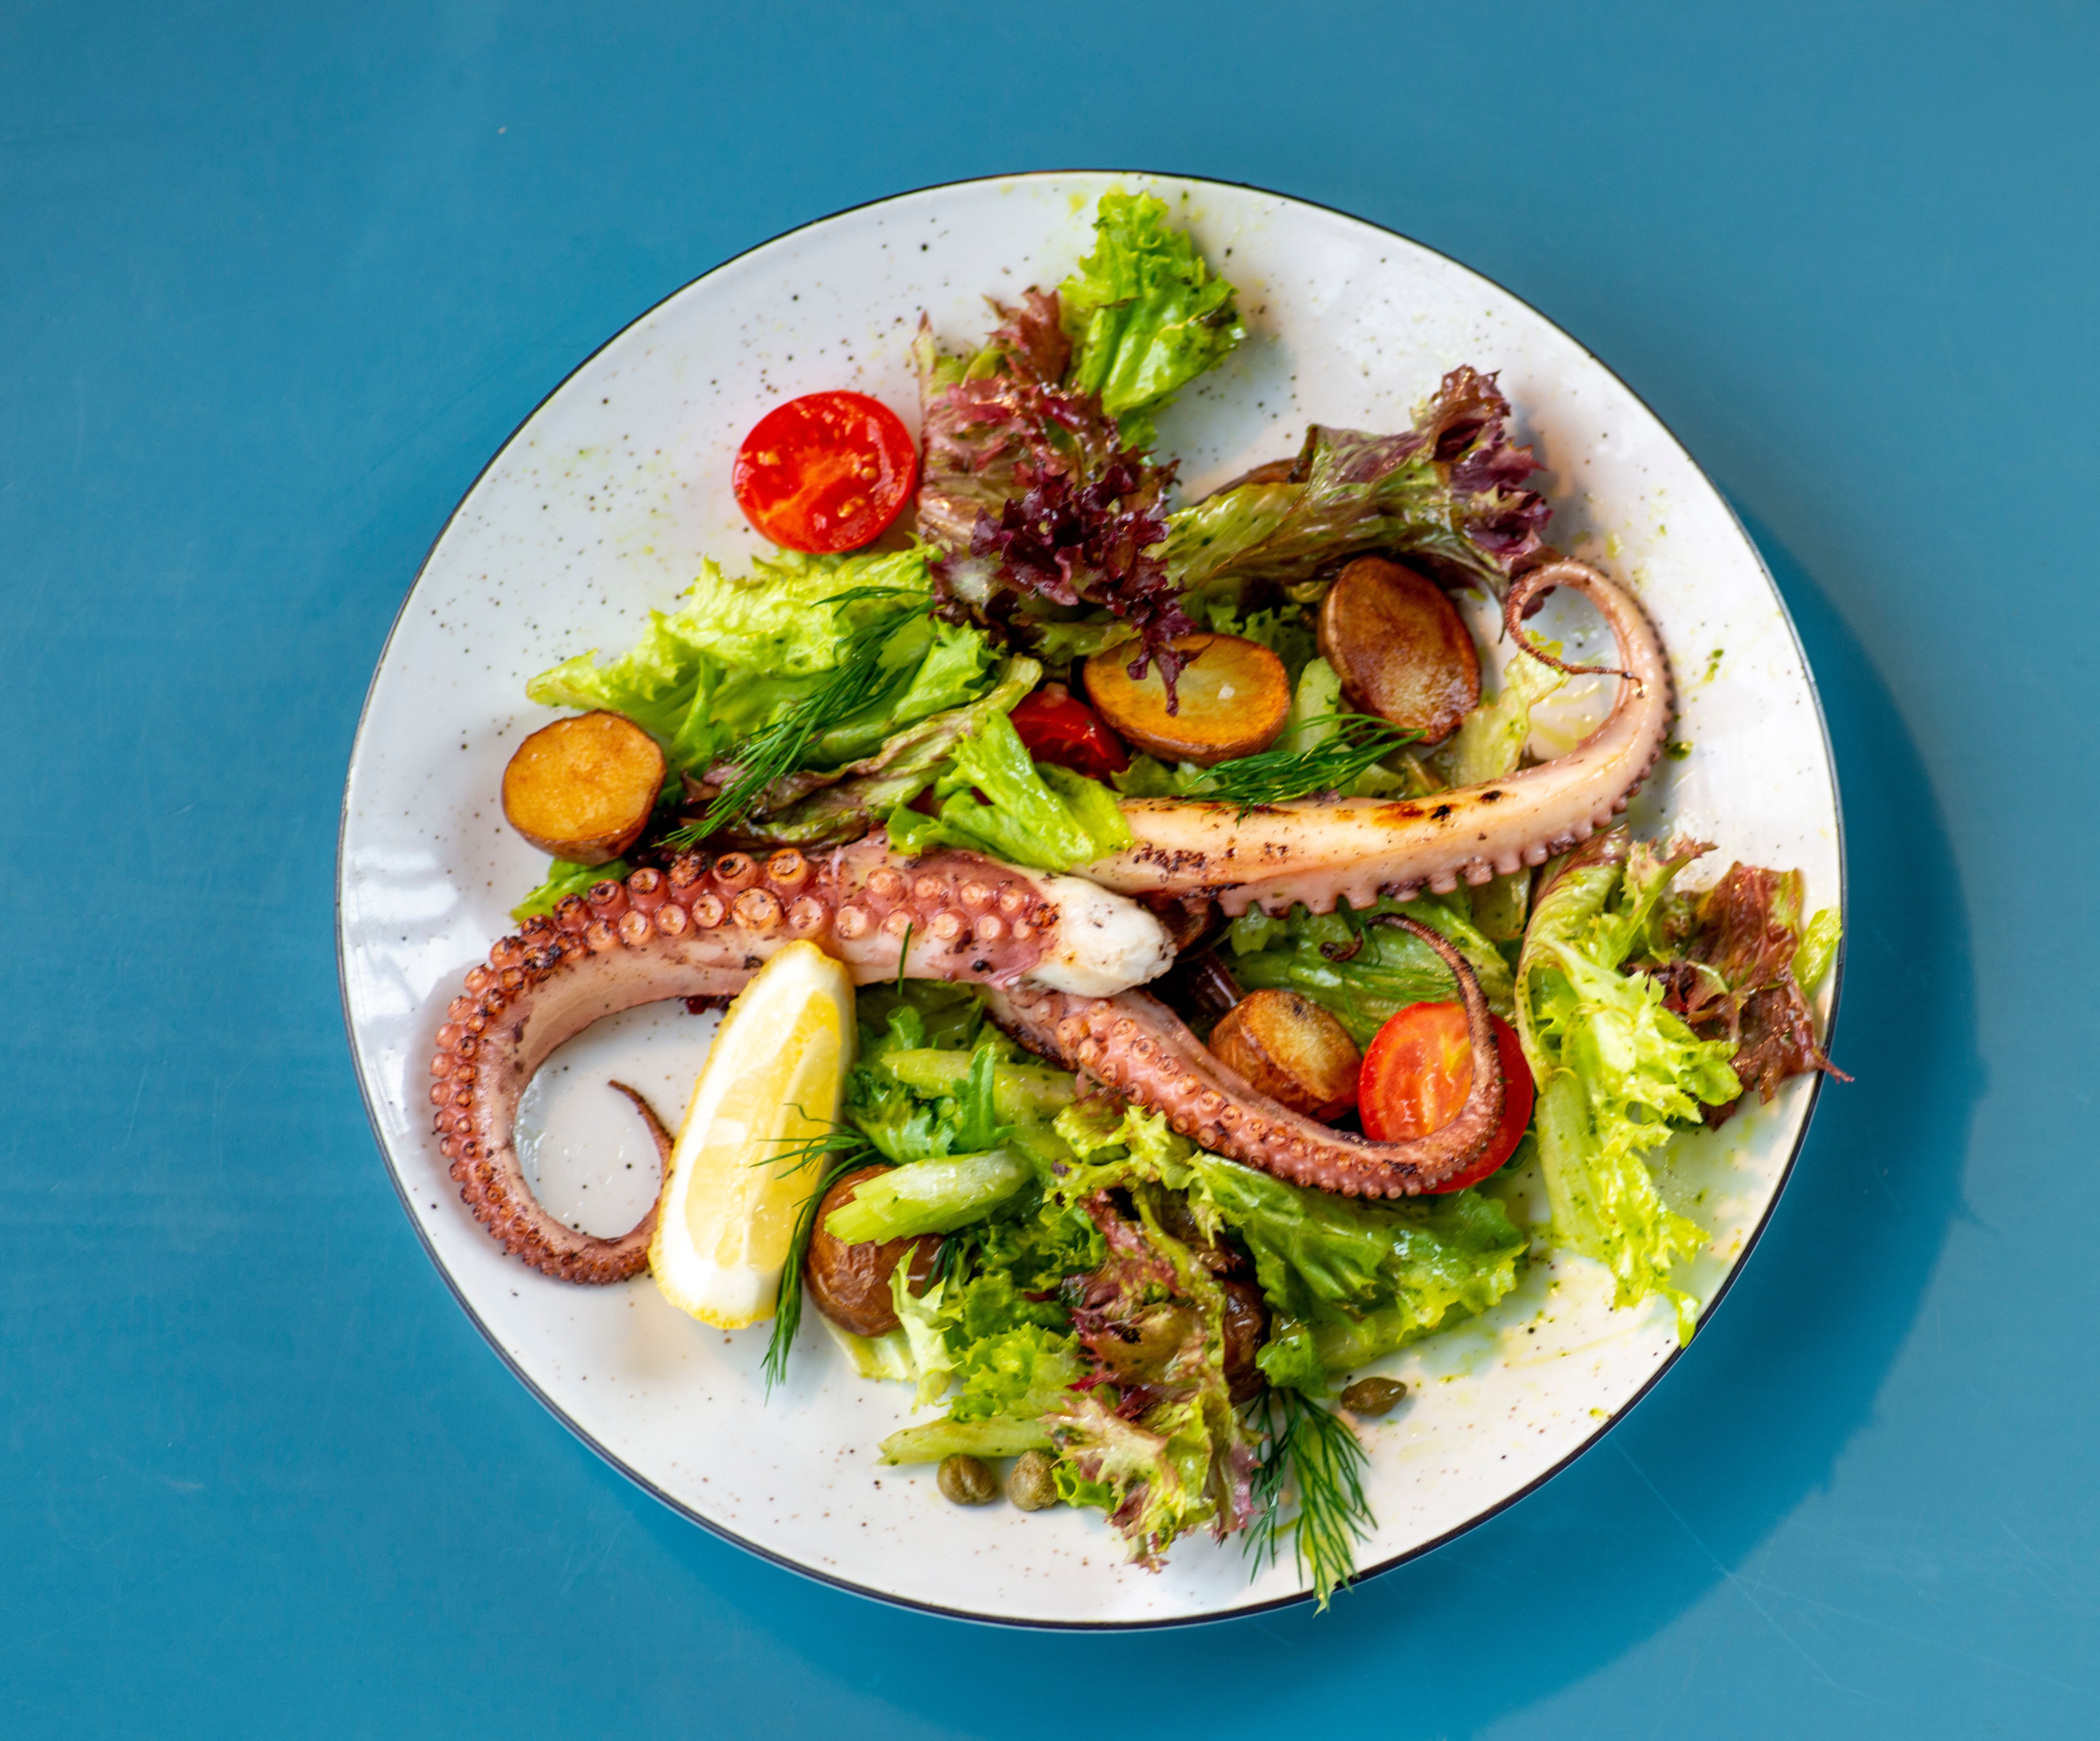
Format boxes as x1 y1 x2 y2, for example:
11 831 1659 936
732 391 918 553
1007 684 1131 781
1358 1003 1534 1192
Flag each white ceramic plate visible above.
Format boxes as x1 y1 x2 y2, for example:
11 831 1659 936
338 172 1843 1627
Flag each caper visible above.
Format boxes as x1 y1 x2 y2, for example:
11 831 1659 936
938 1453 997 1505
1006 1449 1060 1512
1339 1376 1408 1416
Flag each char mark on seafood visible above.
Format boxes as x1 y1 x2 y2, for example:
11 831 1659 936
1083 561 1672 915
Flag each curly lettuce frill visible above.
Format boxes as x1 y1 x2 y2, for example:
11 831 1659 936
913 298 1196 701
1637 863 1847 1123
1515 832 1741 1342
1045 1185 1257 1566
1058 188 1246 454
1165 366 1553 602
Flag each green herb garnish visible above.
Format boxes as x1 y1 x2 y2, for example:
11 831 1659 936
763 1134 880 1393
670 596 926 846
1245 1388 1375 1610
1200 713 1419 813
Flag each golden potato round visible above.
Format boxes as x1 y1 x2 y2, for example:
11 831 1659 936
500 711 666 865
1210 989 1362 1121
1082 633 1290 768
803 1165 938 1338
1317 556 1481 746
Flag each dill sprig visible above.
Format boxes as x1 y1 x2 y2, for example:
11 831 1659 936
1193 710 1419 810
755 1115 876 1178
668 596 926 847
1244 1388 1375 1610
1201 713 1419 813
762 1128 878 1393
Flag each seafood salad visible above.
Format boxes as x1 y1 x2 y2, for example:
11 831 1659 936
425 191 1843 1604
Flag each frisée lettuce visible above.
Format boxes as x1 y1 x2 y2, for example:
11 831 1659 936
1515 831 1742 1342
1057 189 1246 453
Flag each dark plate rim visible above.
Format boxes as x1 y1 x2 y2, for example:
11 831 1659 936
335 166 1847 1633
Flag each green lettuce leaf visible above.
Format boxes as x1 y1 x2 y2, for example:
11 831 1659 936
1049 1103 1525 1380
822 1151 1033 1244
876 1198 1092 1464
1252 1319 1326 1392
1515 832 1741 1342
1794 907 1842 994
802 614 996 766
647 547 936 678
878 1048 1076 1124
1194 1156 1526 1374
884 708 1132 871
524 547 959 780
1228 894 1517 1037
846 1058 968 1165
948 1316 1084 1427
840 1013 1082 1182
846 1022 1018 1165
1443 646 1567 786
1049 1098 1201 1200
891 1267 959 1406
1058 190 1245 452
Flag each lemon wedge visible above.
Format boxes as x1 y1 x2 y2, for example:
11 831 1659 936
649 942 855 1328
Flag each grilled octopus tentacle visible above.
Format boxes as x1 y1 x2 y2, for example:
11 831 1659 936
1082 560 1673 916
431 559 1671 1274
983 917 1506 1197
426 837 1172 1283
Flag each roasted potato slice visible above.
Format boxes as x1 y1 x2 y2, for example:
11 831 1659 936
803 1165 938 1337
500 711 666 865
1081 633 1290 767
1317 556 1481 745
1211 988 1362 1121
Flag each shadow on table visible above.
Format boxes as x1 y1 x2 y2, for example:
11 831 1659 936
632 513 1982 1735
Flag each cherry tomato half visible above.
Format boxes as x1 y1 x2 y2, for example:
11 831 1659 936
1008 683 1132 781
1358 1003 1535 1192
731 391 918 553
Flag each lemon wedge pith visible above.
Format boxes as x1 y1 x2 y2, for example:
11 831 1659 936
649 941 854 1329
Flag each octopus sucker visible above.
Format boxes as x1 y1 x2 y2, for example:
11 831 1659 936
427 835 1173 1284
1081 561 1672 917
981 917 1505 1197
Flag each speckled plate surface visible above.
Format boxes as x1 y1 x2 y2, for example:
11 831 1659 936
337 172 1843 1627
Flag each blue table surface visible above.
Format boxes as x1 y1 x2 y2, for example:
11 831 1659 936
6 3 2095 1734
